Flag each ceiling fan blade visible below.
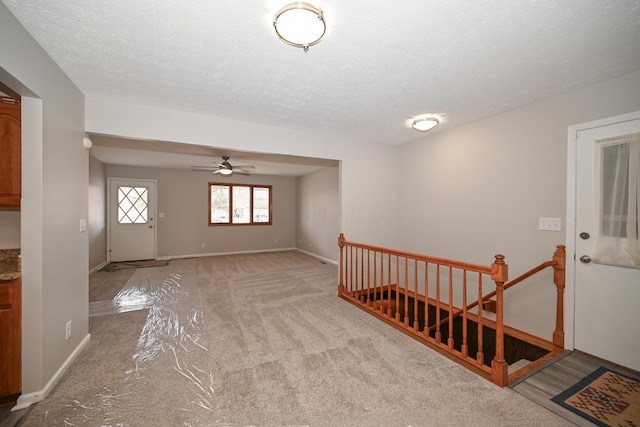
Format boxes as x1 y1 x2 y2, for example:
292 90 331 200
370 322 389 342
191 166 217 171
232 164 256 169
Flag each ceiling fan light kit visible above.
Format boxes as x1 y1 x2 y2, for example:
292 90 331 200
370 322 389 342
273 2 326 52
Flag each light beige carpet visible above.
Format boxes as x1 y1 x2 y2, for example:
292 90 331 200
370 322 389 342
23 251 572 426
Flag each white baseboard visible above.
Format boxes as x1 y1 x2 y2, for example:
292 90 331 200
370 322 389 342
156 247 338 266
13 333 91 411
295 248 338 266
157 247 298 261
89 260 108 274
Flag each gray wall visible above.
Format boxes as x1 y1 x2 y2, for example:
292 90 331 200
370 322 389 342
398 70 640 340
1 2 88 403
296 167 339 261
105 165 297 258
85 98 400 250
89 156 107 271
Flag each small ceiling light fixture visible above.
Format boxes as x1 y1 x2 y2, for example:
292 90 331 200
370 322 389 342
273 2 326 52
411 117 440 132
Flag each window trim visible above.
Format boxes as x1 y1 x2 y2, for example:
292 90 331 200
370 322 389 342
208 182 272 226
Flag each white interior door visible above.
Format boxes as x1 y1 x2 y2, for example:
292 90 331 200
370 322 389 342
574 118 640 371
109 178 157 262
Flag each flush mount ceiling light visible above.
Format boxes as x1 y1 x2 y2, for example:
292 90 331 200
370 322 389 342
273 2 326 52
411 117 440 132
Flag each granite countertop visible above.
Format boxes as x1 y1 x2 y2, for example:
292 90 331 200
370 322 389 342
0 249 21 281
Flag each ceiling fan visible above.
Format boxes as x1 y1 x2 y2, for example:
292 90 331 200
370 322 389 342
191 156 256 176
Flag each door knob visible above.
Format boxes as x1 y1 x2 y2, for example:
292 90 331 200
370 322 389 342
579 232 590 240
579 255 592 264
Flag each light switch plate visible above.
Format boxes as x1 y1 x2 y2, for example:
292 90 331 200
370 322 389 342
539 217 561 231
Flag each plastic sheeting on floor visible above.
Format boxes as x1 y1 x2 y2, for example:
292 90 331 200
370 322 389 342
27 259 224 425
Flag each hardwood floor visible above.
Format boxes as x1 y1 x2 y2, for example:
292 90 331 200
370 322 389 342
510 350 640 426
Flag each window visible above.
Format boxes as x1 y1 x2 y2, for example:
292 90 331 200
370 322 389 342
209 183 272 225
117 186 149 224
600 142 633 238
592 132 640 268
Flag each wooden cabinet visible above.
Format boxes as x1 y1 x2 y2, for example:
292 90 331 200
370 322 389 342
0 97 21 209
0 278 21 406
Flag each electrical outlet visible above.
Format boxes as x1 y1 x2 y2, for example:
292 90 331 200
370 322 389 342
65 321 72 340
274 239 278 244
201 242 205 248
79 218 87 232
539 217 562 231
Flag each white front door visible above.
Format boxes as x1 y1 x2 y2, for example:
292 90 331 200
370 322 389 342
574 117 640 371
108 178 157 262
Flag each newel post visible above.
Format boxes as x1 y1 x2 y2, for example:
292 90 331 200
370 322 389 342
490 254 509 387
338 233 346 297
552 245 566 347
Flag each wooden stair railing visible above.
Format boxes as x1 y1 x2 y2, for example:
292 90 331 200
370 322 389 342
337 233 566 387
439 244 566 348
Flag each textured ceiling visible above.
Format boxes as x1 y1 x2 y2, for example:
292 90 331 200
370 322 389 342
3 1 640 172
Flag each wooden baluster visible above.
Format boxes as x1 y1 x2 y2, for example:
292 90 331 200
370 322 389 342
435 264 441 344
448 267 454 350
404 257 409 326
490 254 508 387
553 245 566 347
352 246 360 301
349 246 354 297
381 255 387 315
462 270 468 358
358 248 366 303
380 252 385 314
338 234 345 297
347 245 351 297
346 244 350 297
355 247 359 301
386 253 392 317
395 256 400 322
413 260 419 331
363 249 367 304
477 274 484 366
372 250 378 310
365 249 370 305
423 262 430 337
